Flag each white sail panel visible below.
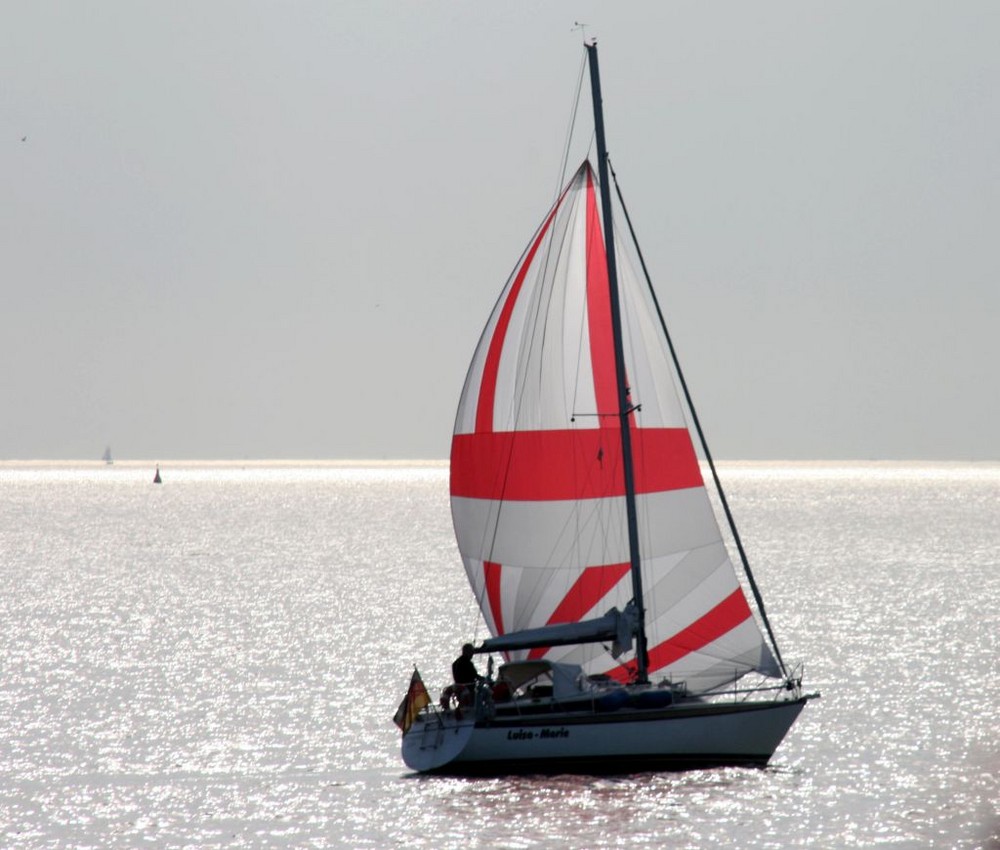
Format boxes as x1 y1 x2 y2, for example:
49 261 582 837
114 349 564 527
645 619 783 692
450 161 777 690
452 490 724 575
616 237 690 429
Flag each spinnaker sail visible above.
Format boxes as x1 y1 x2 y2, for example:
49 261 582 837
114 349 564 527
450 162 780 694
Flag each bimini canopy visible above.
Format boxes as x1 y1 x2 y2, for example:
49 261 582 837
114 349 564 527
497 660 585 701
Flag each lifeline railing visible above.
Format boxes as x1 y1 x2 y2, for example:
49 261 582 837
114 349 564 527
712 664 806 703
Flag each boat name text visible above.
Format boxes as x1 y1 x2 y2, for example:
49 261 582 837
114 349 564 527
506 727 570 741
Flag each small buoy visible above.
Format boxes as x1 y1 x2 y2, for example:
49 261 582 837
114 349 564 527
153 465 162 484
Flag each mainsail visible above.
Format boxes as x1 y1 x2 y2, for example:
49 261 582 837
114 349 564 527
450 162 780 693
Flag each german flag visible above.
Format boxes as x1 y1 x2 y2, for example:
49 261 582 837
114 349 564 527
393 669 430 734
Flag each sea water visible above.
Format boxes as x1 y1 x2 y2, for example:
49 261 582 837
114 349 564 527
0 461 996 849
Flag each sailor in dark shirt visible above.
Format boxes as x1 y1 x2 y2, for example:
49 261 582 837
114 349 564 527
451 643 479 686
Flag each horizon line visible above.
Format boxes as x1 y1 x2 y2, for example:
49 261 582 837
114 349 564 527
1 458 997 468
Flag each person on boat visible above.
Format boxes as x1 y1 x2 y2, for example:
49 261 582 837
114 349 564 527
451 643 480 687
439 643 482 710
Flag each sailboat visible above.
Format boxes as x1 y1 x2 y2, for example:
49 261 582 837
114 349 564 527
398 42 816 775
102 446 113 465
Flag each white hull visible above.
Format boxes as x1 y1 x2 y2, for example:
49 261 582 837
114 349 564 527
402 696 811 775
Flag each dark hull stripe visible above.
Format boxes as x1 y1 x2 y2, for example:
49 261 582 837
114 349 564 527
424 752 774 777
479 695 810 729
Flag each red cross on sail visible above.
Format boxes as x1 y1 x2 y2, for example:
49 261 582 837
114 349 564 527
450 162 779 692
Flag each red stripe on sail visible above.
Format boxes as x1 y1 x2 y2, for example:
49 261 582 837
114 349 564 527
527 562 632 660
604 589 754 683
584 168 619 428
450 427 702 500
475 188 569 435
484 561 504 636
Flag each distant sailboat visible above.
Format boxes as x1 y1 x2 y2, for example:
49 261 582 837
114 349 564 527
102 446 113 465
153 465 162 484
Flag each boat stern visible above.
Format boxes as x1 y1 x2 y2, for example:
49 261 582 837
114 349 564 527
401 711 475 773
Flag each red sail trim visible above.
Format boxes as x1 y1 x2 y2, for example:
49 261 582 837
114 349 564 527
484 561 504 636
603 589 754 683
527 562 632 660
450 428 702 501
474 184 571 435
584 168 620 431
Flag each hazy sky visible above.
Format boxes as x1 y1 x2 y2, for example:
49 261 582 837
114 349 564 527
2 2 997 461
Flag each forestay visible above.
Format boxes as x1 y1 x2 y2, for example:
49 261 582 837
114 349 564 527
450 162 779 693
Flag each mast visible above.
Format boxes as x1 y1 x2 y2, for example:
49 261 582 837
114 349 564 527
586 41 649 684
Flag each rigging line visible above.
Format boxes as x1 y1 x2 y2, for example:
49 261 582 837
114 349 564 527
606 156 790 681
541 184 596 603
556 51 588 202
570 201 589 433
606 209 660 621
